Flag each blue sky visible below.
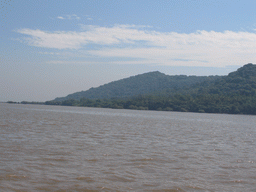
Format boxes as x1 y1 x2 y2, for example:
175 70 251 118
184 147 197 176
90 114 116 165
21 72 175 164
1 0 256 101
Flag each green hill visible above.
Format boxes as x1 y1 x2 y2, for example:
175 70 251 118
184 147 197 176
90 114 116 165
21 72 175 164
46 63 256 115
196 63 256 96
54 71 219 101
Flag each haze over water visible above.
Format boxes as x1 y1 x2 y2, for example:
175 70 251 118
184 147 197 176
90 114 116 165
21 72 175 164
1 103 256 191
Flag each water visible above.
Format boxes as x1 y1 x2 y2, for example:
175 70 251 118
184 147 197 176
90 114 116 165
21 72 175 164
0 103 256 191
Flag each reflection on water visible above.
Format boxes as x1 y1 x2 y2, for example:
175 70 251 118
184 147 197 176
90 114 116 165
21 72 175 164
1 103 256 191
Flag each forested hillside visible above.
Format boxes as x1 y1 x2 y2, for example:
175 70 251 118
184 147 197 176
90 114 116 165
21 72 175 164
195 63 256 95
46 64 256 115
55 71 219 101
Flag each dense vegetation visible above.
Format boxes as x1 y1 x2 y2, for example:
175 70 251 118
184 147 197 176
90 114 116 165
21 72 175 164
20 101 45 105
45 94 256 115
46 63 256 115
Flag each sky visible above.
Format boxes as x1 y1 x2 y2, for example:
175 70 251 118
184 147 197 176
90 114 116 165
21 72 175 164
1 0 256 102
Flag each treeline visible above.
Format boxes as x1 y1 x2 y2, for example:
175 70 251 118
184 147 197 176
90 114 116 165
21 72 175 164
45 93 256 115
6 101 45 104
20 101 45 104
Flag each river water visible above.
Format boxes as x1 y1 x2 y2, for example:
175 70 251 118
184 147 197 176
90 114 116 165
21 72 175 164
0 103 256 191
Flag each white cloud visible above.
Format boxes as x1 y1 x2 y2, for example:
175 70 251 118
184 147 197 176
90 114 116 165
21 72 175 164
67 14 80 20
39 52 61 55
16 25 256 67
57 14 80 20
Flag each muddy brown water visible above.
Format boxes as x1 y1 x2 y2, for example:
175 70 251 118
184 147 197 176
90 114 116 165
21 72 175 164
1 103 256 191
